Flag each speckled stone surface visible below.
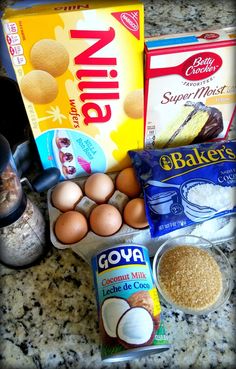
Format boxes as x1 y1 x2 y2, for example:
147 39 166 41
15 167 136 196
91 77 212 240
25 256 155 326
0 1 236 369
143 0 236 37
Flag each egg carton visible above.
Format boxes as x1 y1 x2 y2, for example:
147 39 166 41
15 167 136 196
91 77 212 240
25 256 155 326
47 173 236 264
47 173 154 263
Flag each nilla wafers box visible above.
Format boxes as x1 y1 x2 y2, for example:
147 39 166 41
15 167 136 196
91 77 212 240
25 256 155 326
2 0 144 178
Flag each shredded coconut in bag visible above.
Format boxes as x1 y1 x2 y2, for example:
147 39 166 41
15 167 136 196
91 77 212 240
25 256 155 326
129 140 236 238
187 183 235 210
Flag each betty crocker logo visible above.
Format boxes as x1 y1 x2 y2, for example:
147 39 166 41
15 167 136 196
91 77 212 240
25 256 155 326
182 52 222 80
148 51 223 81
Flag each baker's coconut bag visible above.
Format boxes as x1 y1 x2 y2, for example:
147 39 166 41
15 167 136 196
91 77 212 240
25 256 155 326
129 139 236 237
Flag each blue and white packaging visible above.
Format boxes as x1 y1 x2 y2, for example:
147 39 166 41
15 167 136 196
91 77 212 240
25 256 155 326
129 140 236 237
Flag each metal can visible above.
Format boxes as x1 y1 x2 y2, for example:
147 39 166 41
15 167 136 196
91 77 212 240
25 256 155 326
91 244 170 362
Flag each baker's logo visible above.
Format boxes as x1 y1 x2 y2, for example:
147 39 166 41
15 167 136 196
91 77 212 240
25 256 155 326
160 145 236 171
160 155 173 170
182 52 222 81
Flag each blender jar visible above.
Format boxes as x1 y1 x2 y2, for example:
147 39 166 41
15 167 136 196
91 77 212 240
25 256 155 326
0 134 26 225
0 133 46 268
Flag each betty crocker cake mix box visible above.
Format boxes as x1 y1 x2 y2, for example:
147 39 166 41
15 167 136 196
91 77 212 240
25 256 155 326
144 27 236 148
2 0 144 179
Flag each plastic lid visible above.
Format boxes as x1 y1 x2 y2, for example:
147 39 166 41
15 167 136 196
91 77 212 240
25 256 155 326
0 133 11 173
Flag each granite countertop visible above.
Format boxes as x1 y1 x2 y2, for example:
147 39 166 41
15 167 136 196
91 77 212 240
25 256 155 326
0 1 236 369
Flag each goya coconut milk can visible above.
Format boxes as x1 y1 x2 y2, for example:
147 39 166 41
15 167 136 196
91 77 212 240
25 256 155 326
91 244 170 362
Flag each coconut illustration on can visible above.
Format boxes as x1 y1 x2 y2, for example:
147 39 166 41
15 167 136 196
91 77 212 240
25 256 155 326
128 290 161 330
100 297 130 341
91 244 170 362
116 306 155 348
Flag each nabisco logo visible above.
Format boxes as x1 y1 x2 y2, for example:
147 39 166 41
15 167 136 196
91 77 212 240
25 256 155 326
120 12 139 32
181 52 222 81
112 10 140 39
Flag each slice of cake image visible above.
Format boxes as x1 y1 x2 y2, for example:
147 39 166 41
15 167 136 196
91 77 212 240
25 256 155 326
157 101 223 148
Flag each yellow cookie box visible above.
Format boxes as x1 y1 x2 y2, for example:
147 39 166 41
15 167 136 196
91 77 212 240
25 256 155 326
2 0 144 179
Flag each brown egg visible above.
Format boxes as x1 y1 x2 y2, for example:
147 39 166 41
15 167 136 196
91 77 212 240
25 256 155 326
54 211 88 244
90 204 122 236
51 181 83 212
84 173 115 203
116 167 141 198
123 198 148 229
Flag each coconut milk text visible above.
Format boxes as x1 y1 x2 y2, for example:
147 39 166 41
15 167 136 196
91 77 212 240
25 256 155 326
92 244 170 362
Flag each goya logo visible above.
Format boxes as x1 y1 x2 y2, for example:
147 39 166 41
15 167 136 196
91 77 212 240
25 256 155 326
181 52 222 81
97 245 146 272
159 145 236 171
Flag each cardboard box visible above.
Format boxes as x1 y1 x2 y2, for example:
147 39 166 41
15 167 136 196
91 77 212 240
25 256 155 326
2 0 144 179
144 27 236 148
